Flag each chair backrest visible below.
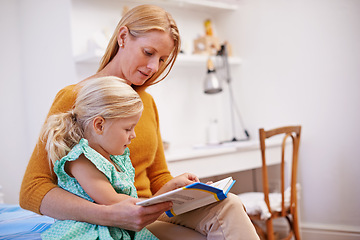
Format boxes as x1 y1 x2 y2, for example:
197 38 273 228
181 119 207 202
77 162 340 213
259 126 301 217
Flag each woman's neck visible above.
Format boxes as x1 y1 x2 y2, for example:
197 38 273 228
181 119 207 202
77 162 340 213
86 54 124 80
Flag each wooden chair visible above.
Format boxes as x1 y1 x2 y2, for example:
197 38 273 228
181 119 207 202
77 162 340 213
239 126 301 240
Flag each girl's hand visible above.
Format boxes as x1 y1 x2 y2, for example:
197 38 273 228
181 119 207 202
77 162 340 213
154 173 199 196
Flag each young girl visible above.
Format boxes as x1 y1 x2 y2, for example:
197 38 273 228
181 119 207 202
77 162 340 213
40 76 157 239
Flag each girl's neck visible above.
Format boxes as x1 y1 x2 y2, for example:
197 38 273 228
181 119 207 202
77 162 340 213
87 140 112 162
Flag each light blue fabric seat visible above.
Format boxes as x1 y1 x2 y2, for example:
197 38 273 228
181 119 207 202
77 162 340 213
0 204 54 240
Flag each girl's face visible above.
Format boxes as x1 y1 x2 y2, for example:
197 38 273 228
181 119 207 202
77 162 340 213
117 29 175 86
89 112 142 160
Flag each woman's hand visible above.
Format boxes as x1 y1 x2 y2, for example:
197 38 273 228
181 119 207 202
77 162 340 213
154 173 200 196
106 173 199 230
103 197 172 231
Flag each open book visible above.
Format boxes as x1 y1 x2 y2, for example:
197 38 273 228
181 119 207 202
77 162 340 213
136 176 235 217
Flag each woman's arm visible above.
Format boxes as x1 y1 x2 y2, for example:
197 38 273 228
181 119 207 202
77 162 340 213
19 85 78 214
141 91 174 193
40 187 171 231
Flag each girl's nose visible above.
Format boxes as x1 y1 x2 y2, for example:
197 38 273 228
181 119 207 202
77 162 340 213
130 130 136 139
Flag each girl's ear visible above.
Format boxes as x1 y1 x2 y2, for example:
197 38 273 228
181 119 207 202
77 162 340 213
117 26 129 48
93 116 106 135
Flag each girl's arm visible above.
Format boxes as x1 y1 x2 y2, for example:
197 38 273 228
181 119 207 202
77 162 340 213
57 154 174 232
65 154 129 205
153 173 200 197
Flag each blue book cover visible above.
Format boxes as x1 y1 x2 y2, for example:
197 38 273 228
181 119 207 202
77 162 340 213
137 177 235 217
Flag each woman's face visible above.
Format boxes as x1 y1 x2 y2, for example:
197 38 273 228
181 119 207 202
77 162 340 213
118 29 175 86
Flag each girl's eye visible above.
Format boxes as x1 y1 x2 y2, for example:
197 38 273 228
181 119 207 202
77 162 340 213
126 126 134 132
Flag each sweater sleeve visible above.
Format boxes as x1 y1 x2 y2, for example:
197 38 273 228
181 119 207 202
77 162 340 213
145 95 174 194
129 89 173 197
19 85 78 214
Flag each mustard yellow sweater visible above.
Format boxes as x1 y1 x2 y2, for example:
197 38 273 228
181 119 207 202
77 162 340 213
19 84 173 214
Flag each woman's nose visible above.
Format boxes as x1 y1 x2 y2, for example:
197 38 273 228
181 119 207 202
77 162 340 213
147 58 159 73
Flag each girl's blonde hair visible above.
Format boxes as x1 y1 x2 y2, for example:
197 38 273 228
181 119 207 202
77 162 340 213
98 4 181 88
41 76 143 164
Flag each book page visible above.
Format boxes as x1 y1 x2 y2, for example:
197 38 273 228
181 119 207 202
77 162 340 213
136 176 235 216
210 176 233 191
137 183 217 207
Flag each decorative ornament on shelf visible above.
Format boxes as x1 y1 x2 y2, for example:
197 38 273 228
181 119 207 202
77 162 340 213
193 19 221 55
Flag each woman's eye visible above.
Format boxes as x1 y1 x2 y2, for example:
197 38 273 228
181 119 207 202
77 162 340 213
144 50 152 56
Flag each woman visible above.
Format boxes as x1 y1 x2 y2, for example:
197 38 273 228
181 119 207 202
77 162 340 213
20 4 258 239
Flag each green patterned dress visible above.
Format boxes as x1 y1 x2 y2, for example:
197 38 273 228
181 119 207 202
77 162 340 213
41 138 158 240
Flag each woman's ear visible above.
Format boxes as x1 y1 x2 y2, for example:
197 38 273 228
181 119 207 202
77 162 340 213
93 116 106 135
117 26 129 48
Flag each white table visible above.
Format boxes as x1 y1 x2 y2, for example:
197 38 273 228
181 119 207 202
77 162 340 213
165 138 283 179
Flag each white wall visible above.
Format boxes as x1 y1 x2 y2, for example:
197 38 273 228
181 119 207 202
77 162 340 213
0 0 359 237
227 0 360 233
0 0 26 205
0 0 76 204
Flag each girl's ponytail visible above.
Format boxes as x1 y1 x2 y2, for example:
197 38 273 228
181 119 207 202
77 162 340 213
40 110 83 164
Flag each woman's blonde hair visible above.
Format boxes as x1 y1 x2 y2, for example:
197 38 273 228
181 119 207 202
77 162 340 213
41 76 143 164
98 4 181 88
